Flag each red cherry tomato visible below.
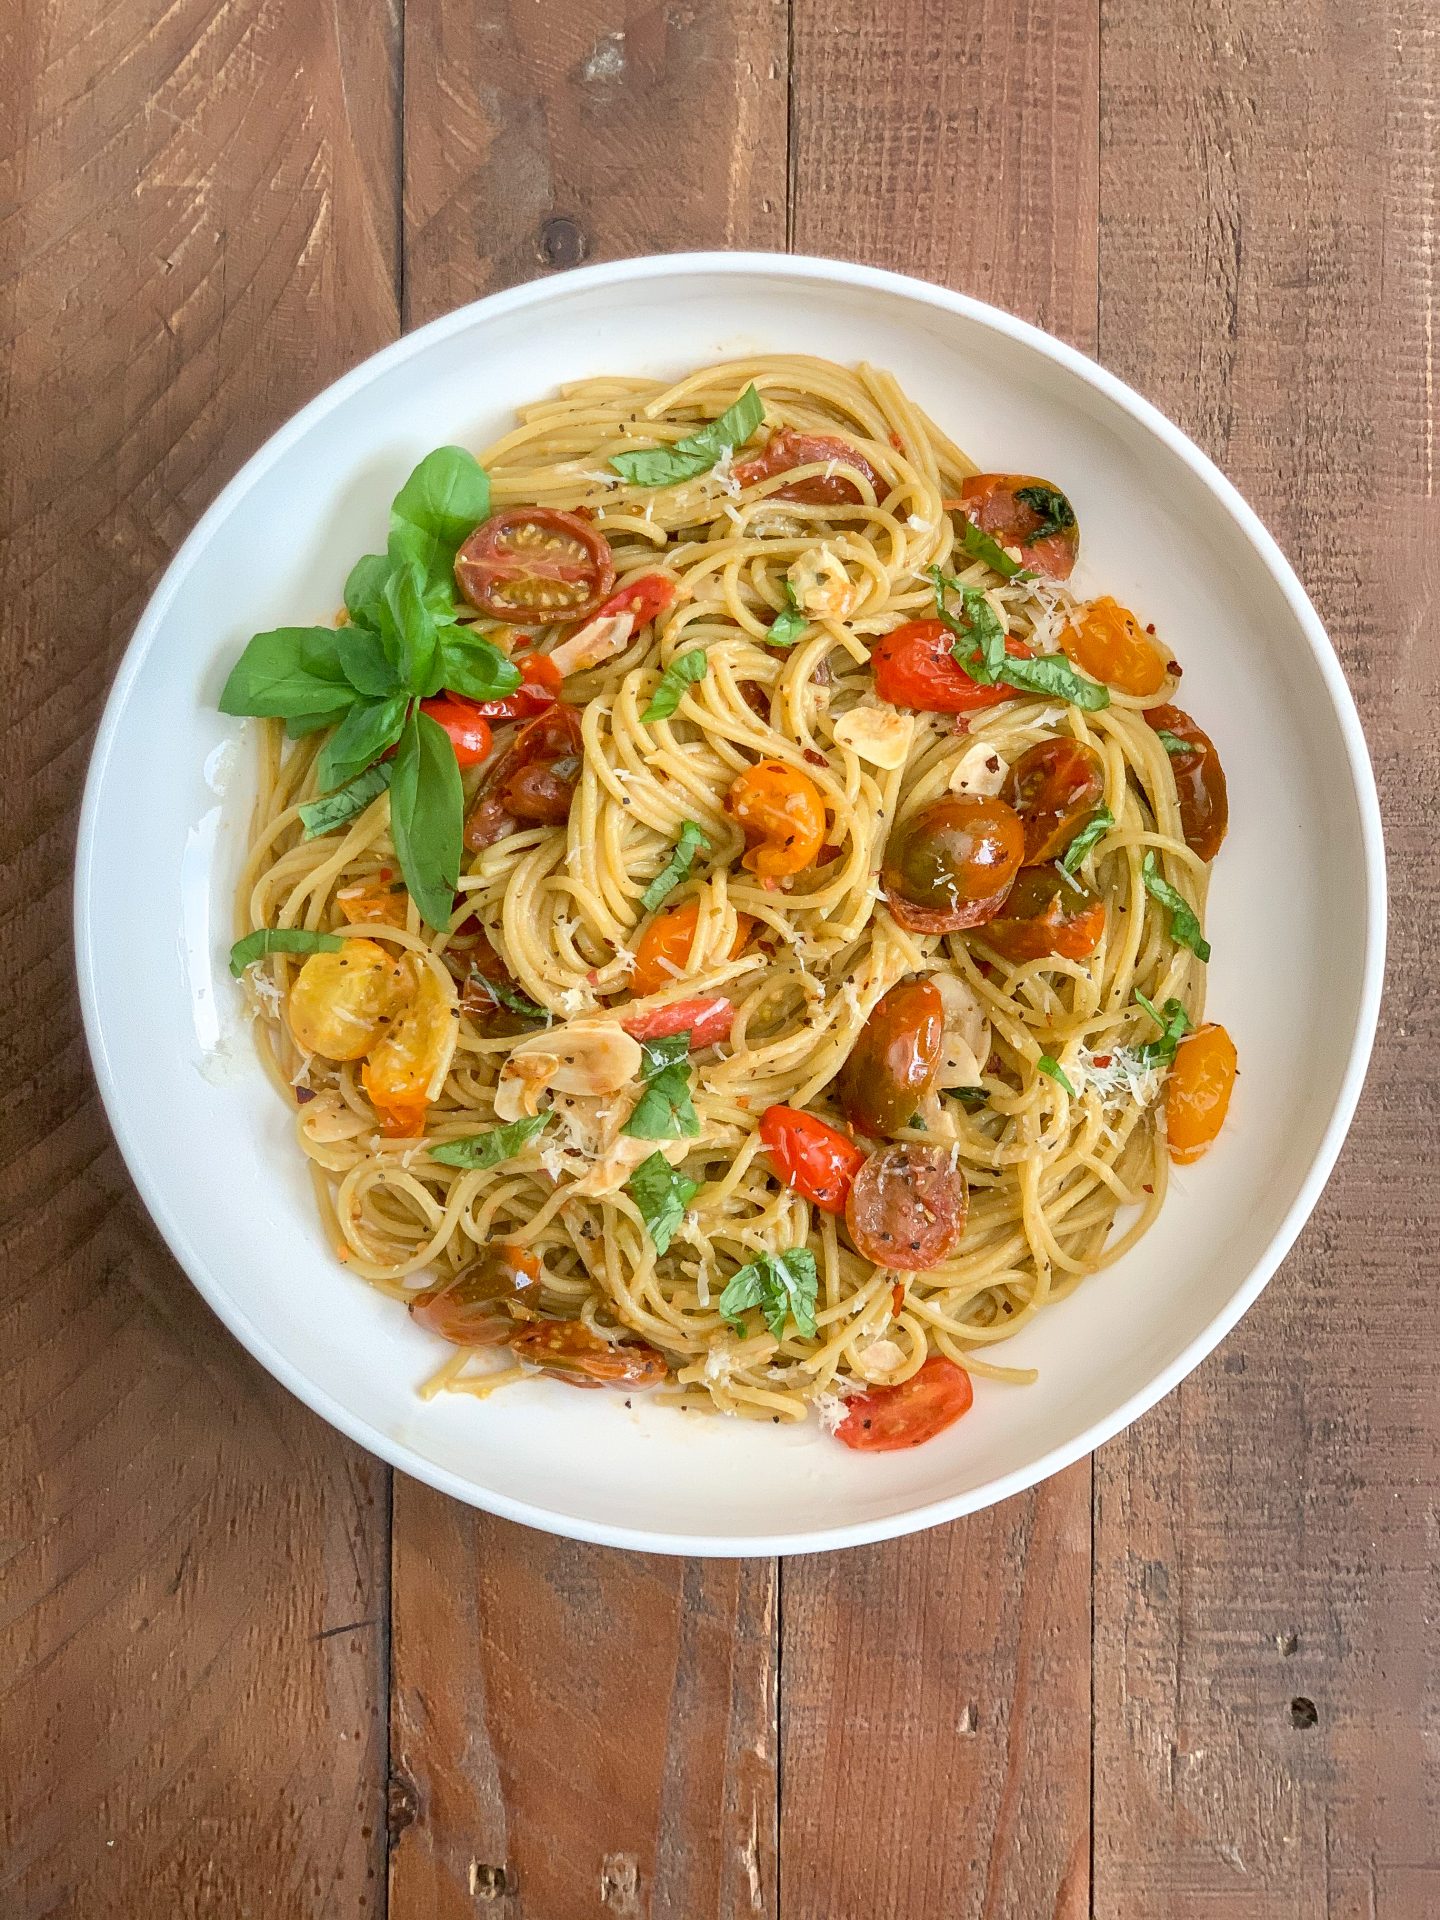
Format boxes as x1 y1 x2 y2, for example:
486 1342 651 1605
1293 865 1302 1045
834 1355 974 1451
469 650 563 721
870 620 1034 714
455 507 616 623
509 1321 669 1387
589 573 679 629
845 1143 969 1270
464 703 583 851
981 866 1106 962
622 995 735 1049
408 1244 542 1346
418 695 494 769
837 978 944 1139
732 430 884 506
1002 738 1106 865
1145 704 1229 862
953 474 1079 580
759 1105 868 1215
881 795 1026 934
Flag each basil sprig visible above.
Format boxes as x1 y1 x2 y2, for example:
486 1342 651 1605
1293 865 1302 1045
718 1247 819 1341
957 518 1032 581
929 567 1109 712
1141 852 1211 961
766 580 808 647
1036 1054 1076 1097
639 821 710 914
1133 992 1193 1068
642 649 708 723
228 927 343 977
1061 804 1114 874
218 448 520 929
622 1034 701 1140
627 1152 702 1255
430 1113 551 1169
609 385 765 487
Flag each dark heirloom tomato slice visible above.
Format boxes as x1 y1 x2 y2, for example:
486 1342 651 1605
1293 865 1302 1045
455 507 616 623
759 1105 868 1215
844 1143 969 1270
981 865 1106 962
870 619 1033 715
509 1321 669 1387
953 473 1079 580
464 703 584 851
881 795 1025 934
1144 703 1229 861
732 430 884 506
834 1355 974 1451
1002 738 1106 865
408 1244 542 1346
837 978 944 1139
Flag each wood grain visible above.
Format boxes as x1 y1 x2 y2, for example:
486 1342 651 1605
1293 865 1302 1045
780 5 1099 1915
1093 1 1440 1914
389 4 787 1914
0 1 400 1913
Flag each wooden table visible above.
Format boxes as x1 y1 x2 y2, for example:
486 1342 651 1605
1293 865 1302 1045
5 1 1436 1913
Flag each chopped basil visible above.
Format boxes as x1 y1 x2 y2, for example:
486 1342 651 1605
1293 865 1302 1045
609 384 765 487
627 1152 701 1255
1037 1054 1076 1097
389 708 463 932
1061 804 1115 874
945 1085 989 1108
228 927 343 977
622 1034 700 1140
467 969 550 1024
766 580 808 647
1156 729 1189 757
1013 484 1076 540
929 565 1108 711
717 1247 819 1342
1133 992 1193 1068
638 821 710 914
429 1112 550 1169
642 649 708 723
997 653 1110 710
299 762 393 838
957 518 1031 580
1141 852 1211 961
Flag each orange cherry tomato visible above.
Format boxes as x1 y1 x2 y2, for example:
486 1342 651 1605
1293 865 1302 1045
981 866 1106 963
881 795 1025 934
418 694 494 768
408 1244 543 1346
870 619 1033 714
726 761 827 878
1061 597 1166 697
759 1105 868 1214
845 1143 969 1268
732 430 884 506
953 474 1078 580
630 901 753 997
1165 1022 1237 1165
288 940 408 1061
1003 739 1106 865
362 959 455 1136
834 1355 974 1451
455 507 615 623
509 1321 669 1387
622 994 735 1049
837 978 944 1139
469 650 563 721
335 880 409 928
464 702 584 851
1145 704 1229 862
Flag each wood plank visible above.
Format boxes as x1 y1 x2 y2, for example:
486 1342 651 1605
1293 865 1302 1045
781 5 1099 1915
389 4 787 1914
1093 1 1440 1914
0 1 400 1913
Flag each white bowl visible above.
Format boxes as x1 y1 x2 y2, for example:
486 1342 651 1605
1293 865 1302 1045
75 254 1385 1556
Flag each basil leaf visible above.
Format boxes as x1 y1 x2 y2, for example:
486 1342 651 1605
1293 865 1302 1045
627 1151 701 1255
609 384 765 487
1133 992 1193 1068
1013 484 1076 539
717 1247 818 1342
1037 1054 1076 1097
285 705 358 739
640 1033 691 1074
344 553 392 629
437 630 523 702
390 708 463 930
1156 730 1188 757
1141 852 1211 961
389 446 491 591
945 1085 989 1107
1061 804 1115 874
766 581 807 647
467 968 551 1024
299 761 393 838
429 1113 550 1169
638 821 710 913
316 693 409 794
930 565 1108 710
622 1034 700 1140
382 561 442 695
996 652 1110 710
218 627 357 719
957 518 1031 580
642 649 708 723
229 927 343 977
337 622 402 696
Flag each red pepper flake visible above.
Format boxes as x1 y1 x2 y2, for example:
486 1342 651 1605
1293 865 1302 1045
890 431 906 455
816 843 843 867
803 747 828 767
953 716 971 736
976 960 995 980
585 967 602 987
735 1095 751 1110
1093 1053 1112 1068
571 504 597 521
1145 623 1157 635
1167 659 1183 676
295 1085 316 1105
378 867 393 882
1142 1183 1154 1194
986 755 1000 772
891 1281 905 1318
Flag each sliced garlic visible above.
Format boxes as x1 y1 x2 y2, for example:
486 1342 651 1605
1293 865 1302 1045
493 1021 643 1121
949 739 1011 797
548 610 635 677
833 700 915 770
788 545 856 618
930 970 991 1087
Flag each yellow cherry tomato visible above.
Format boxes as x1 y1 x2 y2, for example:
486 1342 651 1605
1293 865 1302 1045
288 940 407 1061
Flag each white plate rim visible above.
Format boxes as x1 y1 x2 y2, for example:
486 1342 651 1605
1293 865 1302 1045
74 250 1387 1556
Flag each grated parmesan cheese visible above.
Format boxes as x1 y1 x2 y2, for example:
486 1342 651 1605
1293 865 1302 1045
710 443 740 497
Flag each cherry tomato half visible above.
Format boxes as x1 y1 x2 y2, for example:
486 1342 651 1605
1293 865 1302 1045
1165 1022 1237 1165
464 703 584 851
630 902 752 997
980 865 1106 963
590 573 679 629
954 474 1079 580
509 1321 669 1387
881 795 1025 934
622 994 735 1049
732 430 884 506
1003 738 1106 865
844 1143 969 1269
1145 704 1229 862
419 694 494 769
1061 597 1166 697
834 1355 974 1451
408 1244 543 1346
837 977 944 1139
870 619 1033 715
455 507 616 623
469 650 563 721
726 761 827 879
759 1105 868 1215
